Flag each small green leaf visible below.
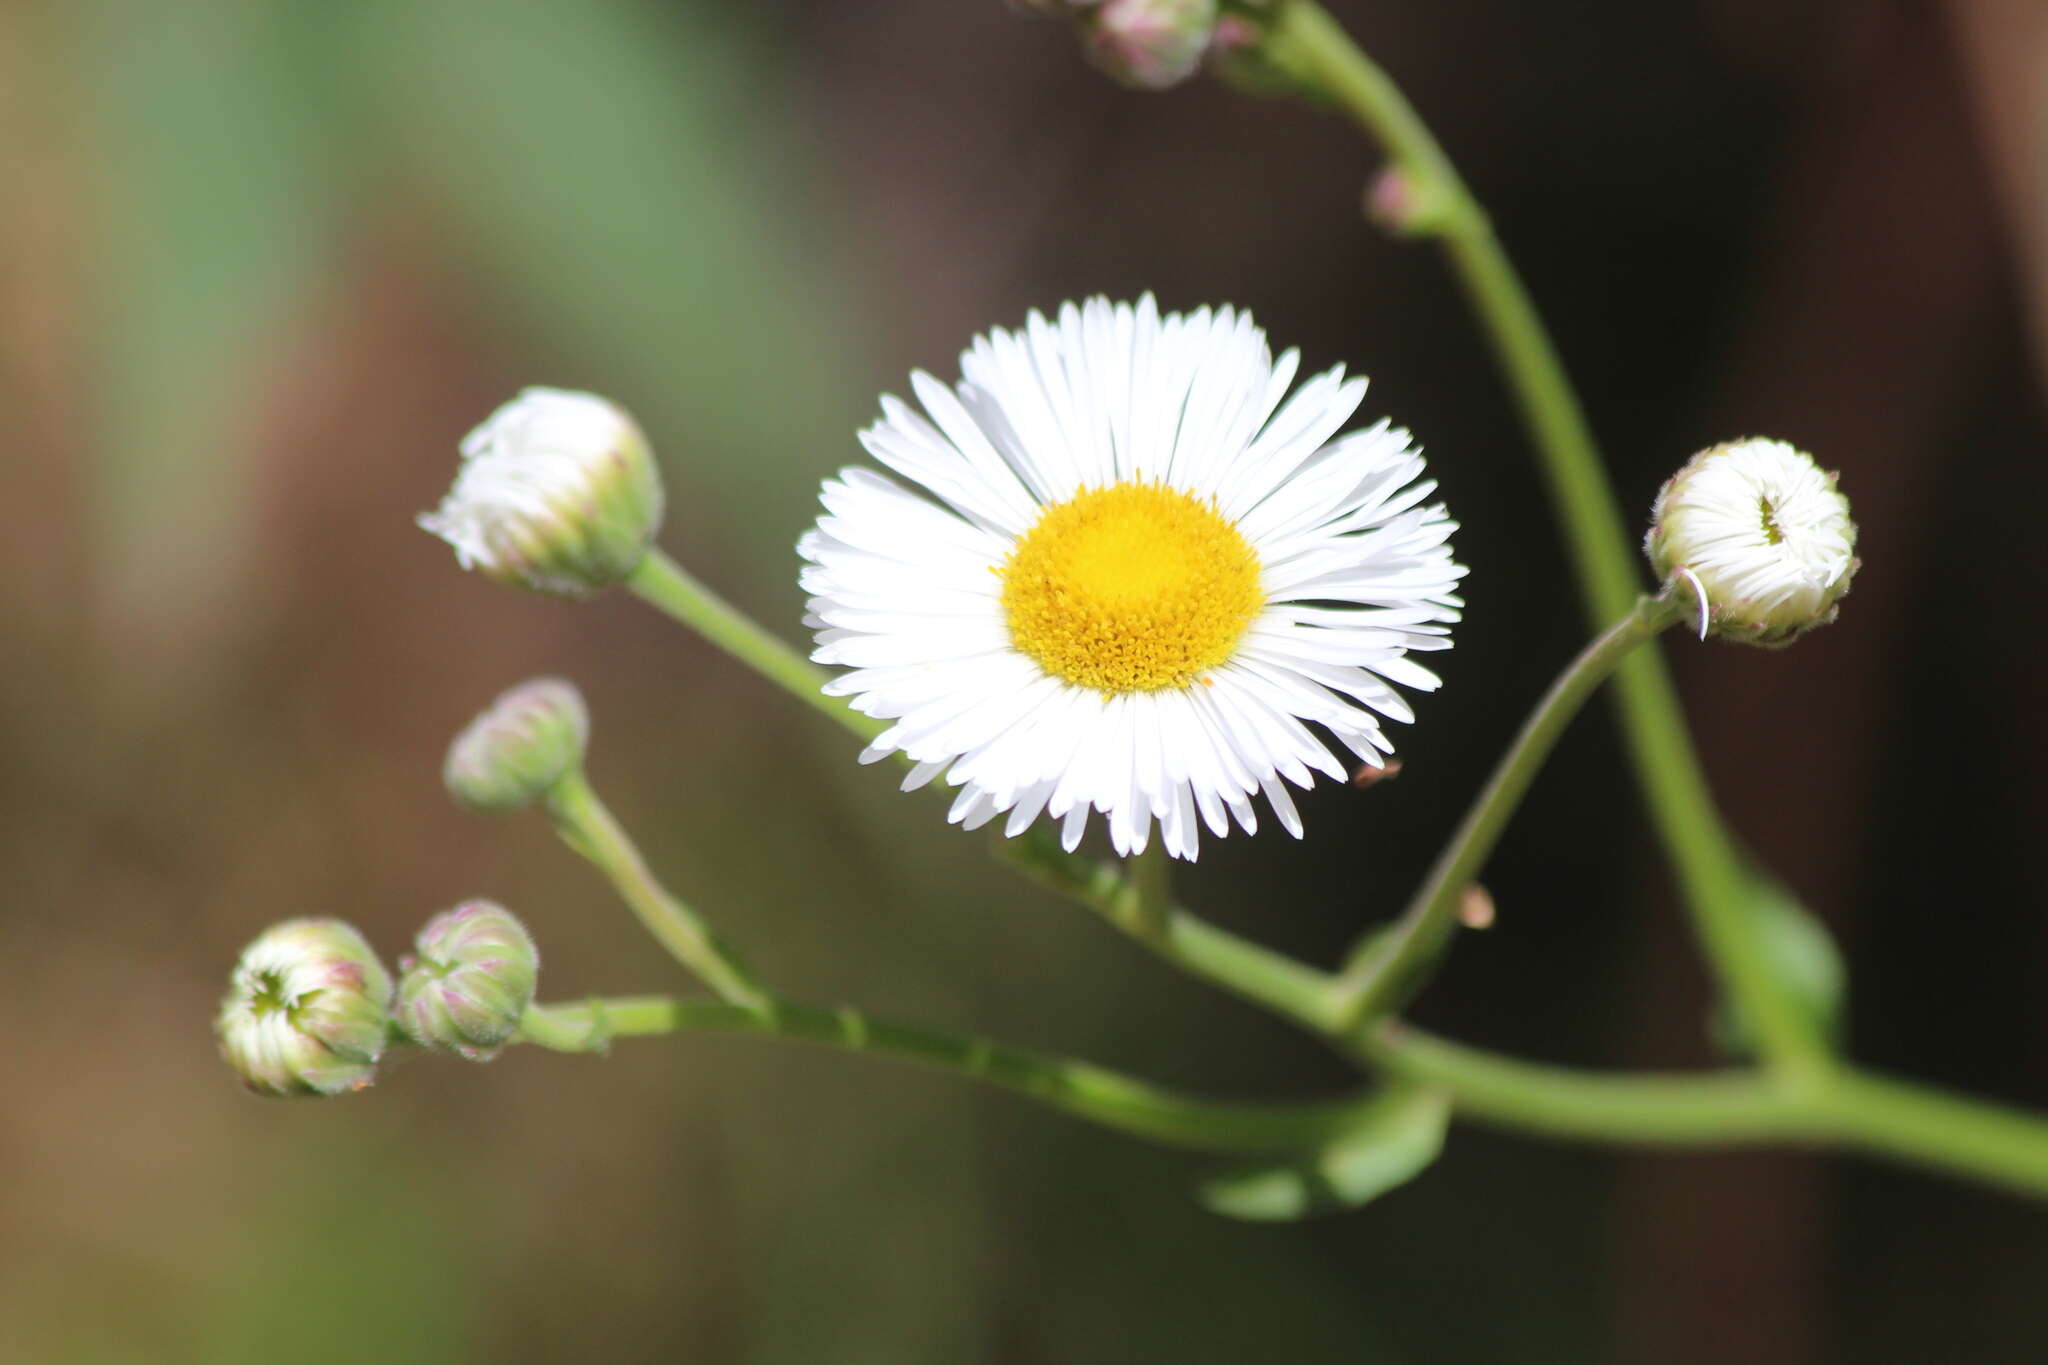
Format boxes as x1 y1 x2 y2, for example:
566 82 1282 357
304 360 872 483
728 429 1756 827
1199 1085 1450 1221
1711 878 1847 1058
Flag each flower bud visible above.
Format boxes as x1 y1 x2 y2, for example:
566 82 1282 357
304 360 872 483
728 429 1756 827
395 902 540 1062
1083 0 1218 89
444 677 589 814
1645 438 1858 646
216 919 394 1097
419 387 664 597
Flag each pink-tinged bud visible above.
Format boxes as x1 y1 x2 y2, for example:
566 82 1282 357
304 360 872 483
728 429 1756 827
395 902 540 1062
444 677 589 814
216 919 394 1098
1083 0 1218 90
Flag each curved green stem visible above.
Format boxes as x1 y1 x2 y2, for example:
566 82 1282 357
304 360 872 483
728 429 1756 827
1252 0 1819 1074
626 548 883 741
1365 1024 2048 1197
1255 0 1636 637
1001 827 1342 1034
544 770 770 1008
516 996 1380 1154
1822 1070 2048 1201
1361 1023 1819 1145
513 995 2048 1197
1330 597 1679 1026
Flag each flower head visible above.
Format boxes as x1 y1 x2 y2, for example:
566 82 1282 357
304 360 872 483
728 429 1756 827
419 387 663 597
1646 438 1858 645
216 919 394 1097
444 677 590 814
800 296 1465 861
395 901 540 1062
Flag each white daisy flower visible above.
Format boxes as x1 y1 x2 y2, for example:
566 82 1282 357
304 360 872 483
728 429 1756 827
1645 438 1858 645
799 296 1466 862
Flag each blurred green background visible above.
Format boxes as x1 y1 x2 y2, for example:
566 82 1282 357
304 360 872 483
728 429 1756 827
5 1 2048 1361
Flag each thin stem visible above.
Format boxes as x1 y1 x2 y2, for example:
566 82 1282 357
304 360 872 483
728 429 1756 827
1258 0 1637 633
1366 1025 2048 1197
1124 841 1173 944
626 548 883 741
544 770 771 1008
1823 1069 2048 1201
1330 598 1678 1024
1253 0 1822 1074
516 996 1382 1155
1001 828 1343 1034
1361 1023 1821 1145
514 998 2048 1197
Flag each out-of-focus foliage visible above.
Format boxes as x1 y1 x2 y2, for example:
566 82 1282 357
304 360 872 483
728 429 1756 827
68 0 859 659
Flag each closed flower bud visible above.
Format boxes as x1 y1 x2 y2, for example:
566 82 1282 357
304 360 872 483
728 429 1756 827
444 677 589 814
1645 438 1859 646
1083 0 1218 89
395 902 540 1062
419 387 664 597
216 919 394 1097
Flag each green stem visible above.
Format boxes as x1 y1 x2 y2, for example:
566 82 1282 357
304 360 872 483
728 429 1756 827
1823 1069 2048 1201
1254 0 1820 1074
626 549 883 741
1002 828 1342 1033
1257 0 1637 630
1330 597 1678 1025
1362 1023 1819 1145
1366 1024 2048 1197
544 770 770 1008
513 997 2048 1197
1124 841 1173 943
516 996 1379 1155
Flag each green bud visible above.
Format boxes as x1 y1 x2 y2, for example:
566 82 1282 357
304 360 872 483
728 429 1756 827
216 919 394 1098
395 901 540 1062
444 677 589 814
418 387 664 597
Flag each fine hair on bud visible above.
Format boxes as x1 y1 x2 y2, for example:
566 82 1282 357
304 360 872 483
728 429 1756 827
444 677 590 814
396 901 540 1062
216 919 395 1098
1644 437 1858 646
418 387 665 597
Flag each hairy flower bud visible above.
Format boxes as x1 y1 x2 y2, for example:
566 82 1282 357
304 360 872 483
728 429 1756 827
444 677 589 814
419 387 664 597
1083 0 1218 89
1645 438 1858 646
395 902 540 1061
217 919 394 1097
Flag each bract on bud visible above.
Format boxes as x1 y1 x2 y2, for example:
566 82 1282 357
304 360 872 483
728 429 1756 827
395 902 540 1062
1083 0 1218 89
1645 438 1859 646
216 919 394 1097
444 677 589 814
419 387 664 597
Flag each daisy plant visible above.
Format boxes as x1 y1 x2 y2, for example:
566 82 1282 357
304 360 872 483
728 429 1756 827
219 0 2048 1219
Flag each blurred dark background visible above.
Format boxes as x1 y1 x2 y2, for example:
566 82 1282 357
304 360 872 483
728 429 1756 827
4 0 2046 1360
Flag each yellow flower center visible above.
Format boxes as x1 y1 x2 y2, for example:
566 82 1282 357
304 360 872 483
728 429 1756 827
999 480 1263 694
